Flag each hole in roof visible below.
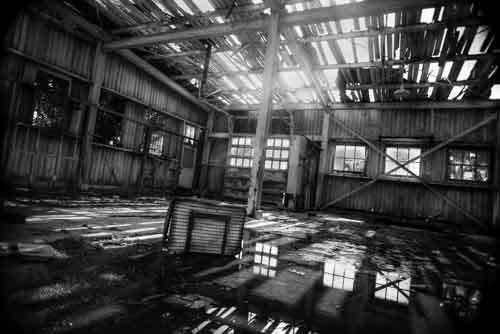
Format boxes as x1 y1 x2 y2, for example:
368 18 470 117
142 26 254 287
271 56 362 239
448 86 466 100
192 0 214 12
386 12 396 28
457 60 476 81
489 84 500 99
173 0 194 15
420 8 435 24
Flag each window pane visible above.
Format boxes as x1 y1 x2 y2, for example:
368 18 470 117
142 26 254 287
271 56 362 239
267 138 274 146
273 150 280 159
396 148 409 162
281 150 289 160
476 167 488 181
243 159 250 167
345 145 355 159
280 161 288 170
334 158 343 171
282 139 290 147
265 160 272 169
232 137 238 145
274 138 282 147
244 148 252 156
354 146 366 159
354 159 365 172
449 164 462 180
344 159 355 171
476 151 489 166
236 158 243 167
386 147 397 158
385 159 397 174
335 145 345 158
409 148 421 160
272 161 279 169
231 147 237 155
409 162 420 175
246 138 252 146
230 158 236 166
266 149 273 158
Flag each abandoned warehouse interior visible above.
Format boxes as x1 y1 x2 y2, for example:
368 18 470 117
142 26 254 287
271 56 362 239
0 0 499 333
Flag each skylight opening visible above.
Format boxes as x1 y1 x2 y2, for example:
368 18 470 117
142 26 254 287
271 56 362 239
173 0 194 15
437 6 444 21
469 26 489 55
354 37 369 62
214 16 224 24
420 8 435 24
358 17 367 31
321 41 337 64
329 21 338 34
335 0 351 5
386 12 396 28
294 26 304 38
340 19 355 33
428 62 439 82
312 42 326 65
436 28 448 57
239 75 256 90
317 23 329 36
337 39 355 63
248 74 262 88
368 89 375 102
457 60 476 81
229 34 241 46
217 53 238 71
329 89 341 102
296 3 304 11
323 69 339 86
448 86 466 100
232 93 247 105
441 61 453 79
403 65 409 80
217 96 229 105
319 0 330 7
192 0 214 12
168 43 182 52
427 87 434 98
222 76 238 90
152 0 172 15
252 0 263 4
489 84 500 99
281 72 305 89
285 4 294 13
416 64 424 83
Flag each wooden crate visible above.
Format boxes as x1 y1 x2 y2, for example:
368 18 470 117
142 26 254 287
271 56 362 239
163 197 246 256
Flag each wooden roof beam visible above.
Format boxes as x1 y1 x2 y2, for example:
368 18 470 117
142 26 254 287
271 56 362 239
103 0 450 50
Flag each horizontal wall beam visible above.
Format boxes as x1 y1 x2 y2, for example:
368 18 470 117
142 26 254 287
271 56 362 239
226 100 500 111
103 0 448 50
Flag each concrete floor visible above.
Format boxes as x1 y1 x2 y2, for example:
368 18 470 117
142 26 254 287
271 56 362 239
0 195 498 334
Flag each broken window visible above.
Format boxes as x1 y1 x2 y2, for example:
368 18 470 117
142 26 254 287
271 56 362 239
253 242 278 278
149 132 164 156
265 138 289 171
448 149 489 182
183 124 196 145
229 137 254 168
94 93 125 146
333 144 367 173
323 259 356 291
31 71 70 129
375 271 411 304
384 146 421 177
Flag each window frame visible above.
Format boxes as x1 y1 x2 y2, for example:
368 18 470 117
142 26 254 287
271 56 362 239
183 123 197 146
446 147 491 183
148 131 164 156
229 136 254 168
330 143 368 175
264 137 290 171
383 145 422 178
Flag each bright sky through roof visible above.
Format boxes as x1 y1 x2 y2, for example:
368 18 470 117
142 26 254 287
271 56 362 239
420 8 435 24
173 0 194 15
192 0 214 12
490 84 500 99
457 60 476 81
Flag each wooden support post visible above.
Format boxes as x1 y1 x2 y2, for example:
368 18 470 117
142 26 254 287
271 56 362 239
493 110 500 228
199 44 212 98
197 110 214 195
78 42 106 190
315 112 330 208
247 5 281 216
137 126 152 194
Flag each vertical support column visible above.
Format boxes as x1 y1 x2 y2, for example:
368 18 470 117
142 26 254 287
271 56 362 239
78 42 106 190
247 5 281 216
199 44 212 98
197 110 214 195
315 112 331 209
493 110 500 228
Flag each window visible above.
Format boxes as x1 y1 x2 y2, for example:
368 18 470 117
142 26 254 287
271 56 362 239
229 137 254 168
253 242 278 278
385 146 421 176
94 94 124 146
323 259 356 291
31 71 70 129
448 149 489 182
184 124 196 145
149 132 164 156
375 271 411 304
265 138 289 170
333 144 367 173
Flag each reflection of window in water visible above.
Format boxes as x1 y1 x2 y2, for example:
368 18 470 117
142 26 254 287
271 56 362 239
323 259 356 291
374 271 411 304
253 242 278 278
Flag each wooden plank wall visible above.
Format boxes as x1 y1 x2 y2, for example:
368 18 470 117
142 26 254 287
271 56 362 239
0 11 205 194
323 108 496 225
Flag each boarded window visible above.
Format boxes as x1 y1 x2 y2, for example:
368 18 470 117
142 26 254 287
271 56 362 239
375 272 411 304
448 149 489 182
384 146 421 176
229 136 254 168
149 132 164 156
264 138 289 170
31 71 70 129
333 144 366 173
